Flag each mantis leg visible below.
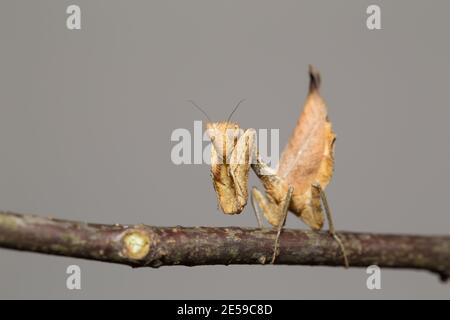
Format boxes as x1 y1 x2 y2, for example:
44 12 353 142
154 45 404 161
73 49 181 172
251 186 294 264
251 187 285 227
312 183 350 268
271 186 294 264
228 129 256 207
250 189 264 229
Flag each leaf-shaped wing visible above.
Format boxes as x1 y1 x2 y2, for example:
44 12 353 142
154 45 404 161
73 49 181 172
277 65 336 195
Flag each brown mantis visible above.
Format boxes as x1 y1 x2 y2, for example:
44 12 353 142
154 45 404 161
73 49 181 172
191 65 348 267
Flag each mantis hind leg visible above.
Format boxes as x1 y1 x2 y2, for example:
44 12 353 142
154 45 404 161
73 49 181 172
312 183 350 268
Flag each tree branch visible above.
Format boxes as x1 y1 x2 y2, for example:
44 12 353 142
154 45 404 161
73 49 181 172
0 211 449 281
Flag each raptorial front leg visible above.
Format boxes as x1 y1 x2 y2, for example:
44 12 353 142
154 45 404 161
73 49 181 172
312 183 350 268
228 129 257 207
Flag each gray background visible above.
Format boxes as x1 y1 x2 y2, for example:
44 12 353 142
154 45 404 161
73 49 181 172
0 0 449 299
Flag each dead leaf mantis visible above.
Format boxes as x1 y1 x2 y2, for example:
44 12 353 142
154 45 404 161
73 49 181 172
190 65 349 267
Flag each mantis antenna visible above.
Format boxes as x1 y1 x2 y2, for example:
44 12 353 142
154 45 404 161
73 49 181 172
226 99 246 123
187 100 212 123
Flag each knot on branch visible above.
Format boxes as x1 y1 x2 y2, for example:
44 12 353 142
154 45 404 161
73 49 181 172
121 229 152 260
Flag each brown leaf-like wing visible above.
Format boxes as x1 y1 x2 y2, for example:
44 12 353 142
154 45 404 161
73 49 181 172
277 65 336 194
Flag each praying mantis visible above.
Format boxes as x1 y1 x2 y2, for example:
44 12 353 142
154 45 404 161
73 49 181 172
191 65 348 266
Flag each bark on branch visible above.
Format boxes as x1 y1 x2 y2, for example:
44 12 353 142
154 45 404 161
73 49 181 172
0 211 449 281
